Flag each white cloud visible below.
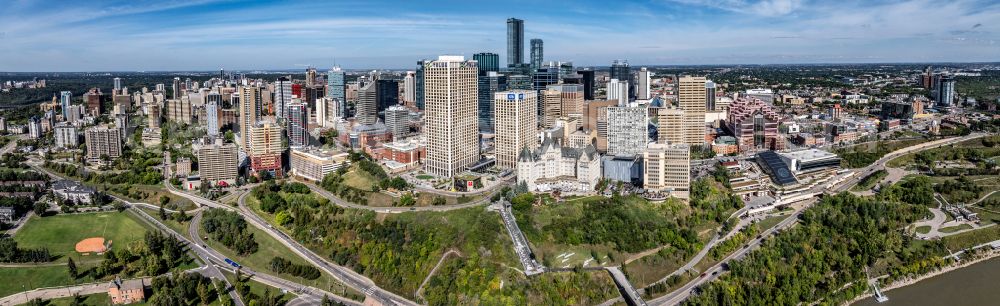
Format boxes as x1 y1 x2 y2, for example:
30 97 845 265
667 0 804 16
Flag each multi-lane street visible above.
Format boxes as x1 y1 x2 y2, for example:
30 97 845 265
646 134 986 305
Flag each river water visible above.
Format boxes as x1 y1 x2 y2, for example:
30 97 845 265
854 256 1000 306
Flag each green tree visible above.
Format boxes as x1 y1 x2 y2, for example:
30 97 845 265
67 257 78 279
33 202 47 216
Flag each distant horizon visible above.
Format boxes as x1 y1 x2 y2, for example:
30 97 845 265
1 0 998 71
3 61 999 74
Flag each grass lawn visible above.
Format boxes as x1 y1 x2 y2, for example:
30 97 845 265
204 210 360 297
940 224 974 233
342 169 378 190
416 175 433 180
14 212 151 263
0 261 100 298
758 214 792 231
916 225 932 234
44 293 112 306
941 224 1000 251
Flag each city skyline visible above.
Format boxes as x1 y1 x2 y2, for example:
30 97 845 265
1 0 998 72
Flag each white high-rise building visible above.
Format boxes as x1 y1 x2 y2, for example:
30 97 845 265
637 67 650 100
494 90 538 169
206 100 220 136
113 77 122 92
607 79 629 106
403 71 416 105
315 96 328 128
54 124 79 148
275 77 292 119
384 105 410 139
424 55 479 178
606 106 648 156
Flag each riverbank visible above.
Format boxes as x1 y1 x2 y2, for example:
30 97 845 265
846 249 1000 305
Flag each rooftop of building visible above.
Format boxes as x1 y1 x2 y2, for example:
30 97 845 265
778 149 838 162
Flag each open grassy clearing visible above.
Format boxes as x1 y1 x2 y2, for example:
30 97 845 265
14 212 151 263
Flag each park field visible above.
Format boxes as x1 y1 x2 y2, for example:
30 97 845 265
0 261 100 298
14 212 151 263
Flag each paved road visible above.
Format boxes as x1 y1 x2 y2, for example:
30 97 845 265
607 266 646 306
646 134 985 305
184 210 362 306
306 182 500 213
167 182 416 306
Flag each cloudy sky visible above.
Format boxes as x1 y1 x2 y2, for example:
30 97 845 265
1 0 997 71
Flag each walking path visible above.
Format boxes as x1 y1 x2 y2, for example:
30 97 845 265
415 249 461 302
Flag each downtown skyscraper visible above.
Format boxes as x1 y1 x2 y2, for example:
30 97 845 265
60 91 72 120
677 76 707 145
507 18 524 67
239 86 262 151
424 56 479 178
285 100 308 147
327 66 345 102
494 90 538 169
530 39 543 71
274 76 292 119
610 60 633 100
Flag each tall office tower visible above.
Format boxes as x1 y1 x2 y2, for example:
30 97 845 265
506 18 524 66
705 81 717 111
305 67 317 87
248 120 285 177
578 69 595 100
113 77 122 92
239 86 262 151
531 67 559 91
610 60 633 100
935 75 955 109
415 60 426 110
643 143 690 198
384 105 410 139
473 52 500 76
922 66 933 89
172 77 181 99
540 84 584 128
197 139 238 185
376 79 400 119
357 81 378 125
315 96 328 127
657 108 686 144
677 76 707 145
606 106 648 156
54 124 79 148
607 79 629 106
478 71 507 133
60 91 72 120
327 66 345 101
637 67 651 100
508 75 531 90
274 76 292 119
542 89 562 129
494 90 538 169
206 99 220 136
530 39 544 70
424 55 479 178
85 126 123 162
83 88 104 116
285 101 309 147
403 71 416 105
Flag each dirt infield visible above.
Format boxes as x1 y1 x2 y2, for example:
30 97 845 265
75 237 109 254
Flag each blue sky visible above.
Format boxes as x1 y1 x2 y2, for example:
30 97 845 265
1 0 998 71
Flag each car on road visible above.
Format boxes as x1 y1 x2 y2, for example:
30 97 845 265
700 272 707 278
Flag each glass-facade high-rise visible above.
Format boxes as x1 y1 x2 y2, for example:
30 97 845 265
506 18 524 67
376 79 399 120
577 69 595 100
530 39 543 71
327 66 345 103
478 72 507 133
60 91 72 120
610 60 633 100
473 53 499 76
415 60 426 110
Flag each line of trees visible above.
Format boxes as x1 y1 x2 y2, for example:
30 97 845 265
268 256 321 280
201 209 258 255
0 237 52 263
